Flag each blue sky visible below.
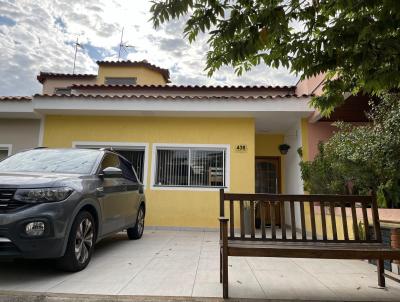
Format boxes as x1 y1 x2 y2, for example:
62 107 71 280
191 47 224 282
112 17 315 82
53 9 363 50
0 0 297 96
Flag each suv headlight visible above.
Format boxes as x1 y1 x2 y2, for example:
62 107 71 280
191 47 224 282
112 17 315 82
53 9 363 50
14 187 73 203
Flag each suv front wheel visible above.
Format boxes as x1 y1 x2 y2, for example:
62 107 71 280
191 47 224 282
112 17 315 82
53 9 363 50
57 211 96 272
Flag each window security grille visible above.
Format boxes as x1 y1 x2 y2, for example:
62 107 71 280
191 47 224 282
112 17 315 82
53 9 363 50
54 88 71 95
105 77 137 85
155 148 225 188
0 149 8 161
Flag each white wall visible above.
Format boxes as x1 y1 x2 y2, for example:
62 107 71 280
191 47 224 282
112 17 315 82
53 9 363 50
0 119 40 154
283 120 304 228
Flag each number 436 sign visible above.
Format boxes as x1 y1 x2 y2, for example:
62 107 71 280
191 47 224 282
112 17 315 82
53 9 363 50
235 144 248 153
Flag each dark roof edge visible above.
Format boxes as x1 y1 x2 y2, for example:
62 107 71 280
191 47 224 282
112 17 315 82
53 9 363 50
37 72 97 84
33 93 312 100
70 84 296 90
0 96 32 101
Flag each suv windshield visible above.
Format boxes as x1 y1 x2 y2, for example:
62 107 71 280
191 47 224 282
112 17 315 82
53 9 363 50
0 149 100 174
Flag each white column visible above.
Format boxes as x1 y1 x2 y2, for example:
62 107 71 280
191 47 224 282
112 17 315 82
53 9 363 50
283 119 304 228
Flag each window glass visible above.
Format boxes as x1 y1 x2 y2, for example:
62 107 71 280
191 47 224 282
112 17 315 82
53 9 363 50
54 88 71 95
190 150 224 187
105 77 137 85
155 148 225 188
76 146 145 183
117 150 145 182
0 149 99 174
156 149 189 186
0 149 8 161
101 153 120 170
119 156 138 182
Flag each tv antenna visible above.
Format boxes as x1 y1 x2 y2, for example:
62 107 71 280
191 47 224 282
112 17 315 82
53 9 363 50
72 36 84 74
118 27 135 61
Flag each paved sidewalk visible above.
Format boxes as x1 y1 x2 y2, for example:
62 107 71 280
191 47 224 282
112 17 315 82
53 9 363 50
0 230 399 301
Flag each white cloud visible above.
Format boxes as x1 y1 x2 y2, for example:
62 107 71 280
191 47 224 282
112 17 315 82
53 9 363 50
0 0 297 96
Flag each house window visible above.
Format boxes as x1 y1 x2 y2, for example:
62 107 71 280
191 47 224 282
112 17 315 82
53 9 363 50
154 147 226 188
0 149 8 161
73 143 147 183
54 88 71 95
0 145 11 161
105 77 137 85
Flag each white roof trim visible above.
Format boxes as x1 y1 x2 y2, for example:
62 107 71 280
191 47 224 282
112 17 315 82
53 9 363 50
0 101 38 118
32 96 314 114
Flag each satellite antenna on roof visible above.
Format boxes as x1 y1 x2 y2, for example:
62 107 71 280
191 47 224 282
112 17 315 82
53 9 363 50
72 36 84 74
118 27 135 61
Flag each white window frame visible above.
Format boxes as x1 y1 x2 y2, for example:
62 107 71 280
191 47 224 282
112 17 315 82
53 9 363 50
151 143 230 191
72 141 149 187
0 144 12 158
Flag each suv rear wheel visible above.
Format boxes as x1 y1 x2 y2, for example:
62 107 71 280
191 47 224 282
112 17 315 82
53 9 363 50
127 205 145 240
56 211 96 272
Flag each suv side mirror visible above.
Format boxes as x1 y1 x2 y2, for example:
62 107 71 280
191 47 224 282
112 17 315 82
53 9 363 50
101 167 123 178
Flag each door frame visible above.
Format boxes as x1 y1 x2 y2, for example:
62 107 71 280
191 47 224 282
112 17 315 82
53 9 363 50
255 156 282 194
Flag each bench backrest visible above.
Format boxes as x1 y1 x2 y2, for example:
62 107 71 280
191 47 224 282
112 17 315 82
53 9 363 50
220 189 381 243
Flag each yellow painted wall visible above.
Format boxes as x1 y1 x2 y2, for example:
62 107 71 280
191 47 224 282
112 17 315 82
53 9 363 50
304 209 357 240
43 116 255 228
97 66 167 85
255 133 285 192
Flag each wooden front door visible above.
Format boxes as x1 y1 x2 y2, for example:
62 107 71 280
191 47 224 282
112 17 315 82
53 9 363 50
255 157 281 226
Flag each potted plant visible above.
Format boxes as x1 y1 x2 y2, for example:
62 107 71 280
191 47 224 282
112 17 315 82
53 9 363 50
278 143 290 155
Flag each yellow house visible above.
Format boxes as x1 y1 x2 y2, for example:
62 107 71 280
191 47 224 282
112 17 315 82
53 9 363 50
11 61 315 230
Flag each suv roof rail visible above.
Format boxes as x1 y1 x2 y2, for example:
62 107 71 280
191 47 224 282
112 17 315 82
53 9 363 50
99 147 114 151
34 146 48 149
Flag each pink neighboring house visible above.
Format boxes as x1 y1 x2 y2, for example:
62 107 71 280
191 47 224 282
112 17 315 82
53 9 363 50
296 74 371 161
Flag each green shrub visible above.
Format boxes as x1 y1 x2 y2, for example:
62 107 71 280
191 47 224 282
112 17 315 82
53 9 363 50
300 93 400 208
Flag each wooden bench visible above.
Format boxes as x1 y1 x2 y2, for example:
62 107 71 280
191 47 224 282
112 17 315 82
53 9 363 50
218 189 400 298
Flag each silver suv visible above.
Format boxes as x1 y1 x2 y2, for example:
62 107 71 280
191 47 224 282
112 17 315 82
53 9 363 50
0 148 145 271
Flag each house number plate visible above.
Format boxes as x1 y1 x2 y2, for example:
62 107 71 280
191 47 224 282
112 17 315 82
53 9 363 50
235 144 248 153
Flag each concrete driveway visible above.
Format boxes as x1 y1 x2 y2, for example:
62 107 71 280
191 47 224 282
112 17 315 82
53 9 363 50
0 230 400 301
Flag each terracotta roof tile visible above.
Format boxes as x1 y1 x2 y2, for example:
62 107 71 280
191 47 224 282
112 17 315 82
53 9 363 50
0 96 32 101
37 72 97 84
33 93 311 100
96 60 170 82
71 84 295 90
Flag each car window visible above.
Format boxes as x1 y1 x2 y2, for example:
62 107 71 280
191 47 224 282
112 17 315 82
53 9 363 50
100 153 138 182
119 156 139 183
101 153 120 170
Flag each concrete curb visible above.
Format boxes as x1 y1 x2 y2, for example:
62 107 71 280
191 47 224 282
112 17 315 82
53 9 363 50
0 291 337 302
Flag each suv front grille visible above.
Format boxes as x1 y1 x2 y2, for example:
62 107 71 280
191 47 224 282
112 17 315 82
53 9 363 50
0 189 15 202
0 189 29 213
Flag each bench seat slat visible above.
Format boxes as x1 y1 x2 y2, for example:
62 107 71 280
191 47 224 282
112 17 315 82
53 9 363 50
228 246 400 260
225 240 400 260
224 240 388 247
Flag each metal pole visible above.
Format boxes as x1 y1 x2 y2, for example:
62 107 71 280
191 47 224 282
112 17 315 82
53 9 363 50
72 37 78 74
118 27 124 61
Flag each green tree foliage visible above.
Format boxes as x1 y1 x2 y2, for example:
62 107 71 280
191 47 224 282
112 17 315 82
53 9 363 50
299 93 400 208
150 0 400 115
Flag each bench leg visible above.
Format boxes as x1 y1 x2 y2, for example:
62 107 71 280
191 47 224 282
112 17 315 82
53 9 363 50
219 248 222 283
222 248 228 299
377 259 385 287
